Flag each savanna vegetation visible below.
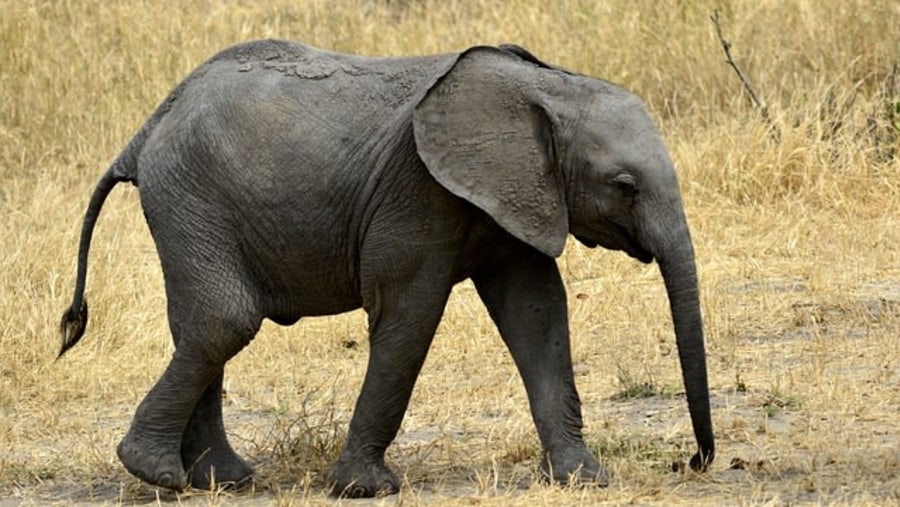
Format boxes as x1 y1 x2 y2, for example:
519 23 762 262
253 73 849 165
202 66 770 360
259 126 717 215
1 0 898 505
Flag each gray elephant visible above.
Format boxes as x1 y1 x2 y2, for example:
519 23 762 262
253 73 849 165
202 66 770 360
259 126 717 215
59 40 714 497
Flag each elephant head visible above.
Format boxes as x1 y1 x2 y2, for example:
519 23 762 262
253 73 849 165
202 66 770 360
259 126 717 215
414 46 715 471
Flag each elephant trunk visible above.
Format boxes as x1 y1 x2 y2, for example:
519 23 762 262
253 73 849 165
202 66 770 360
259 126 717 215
647 209 715 470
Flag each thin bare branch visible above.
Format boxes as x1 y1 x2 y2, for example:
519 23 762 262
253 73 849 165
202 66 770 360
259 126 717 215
710 9 770 122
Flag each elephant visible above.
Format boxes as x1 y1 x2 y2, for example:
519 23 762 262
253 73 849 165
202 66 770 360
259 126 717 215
58 39 714 497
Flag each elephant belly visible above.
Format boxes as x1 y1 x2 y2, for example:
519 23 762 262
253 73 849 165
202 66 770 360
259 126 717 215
239 214 363 323
267 267 362 323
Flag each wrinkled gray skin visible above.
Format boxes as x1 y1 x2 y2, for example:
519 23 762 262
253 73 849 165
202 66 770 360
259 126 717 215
59 40 714 497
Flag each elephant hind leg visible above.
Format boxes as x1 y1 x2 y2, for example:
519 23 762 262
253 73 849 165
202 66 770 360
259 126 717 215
118 287 262 491
181 371 254 490
116 345 214 490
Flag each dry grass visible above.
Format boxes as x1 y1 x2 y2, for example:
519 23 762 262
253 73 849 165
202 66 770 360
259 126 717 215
2 0 898 505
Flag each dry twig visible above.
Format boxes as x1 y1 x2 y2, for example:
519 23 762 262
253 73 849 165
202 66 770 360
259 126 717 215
710 10 770 122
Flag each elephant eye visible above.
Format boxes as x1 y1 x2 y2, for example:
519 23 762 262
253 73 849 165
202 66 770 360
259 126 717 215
612 173 638 197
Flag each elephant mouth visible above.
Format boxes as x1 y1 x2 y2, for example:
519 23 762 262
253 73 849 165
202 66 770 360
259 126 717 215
629 243 654 264
619 236 654 264
575 230 653 264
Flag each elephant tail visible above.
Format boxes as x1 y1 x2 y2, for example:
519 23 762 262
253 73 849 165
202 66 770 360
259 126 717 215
57 67 189 358
58 162 134 359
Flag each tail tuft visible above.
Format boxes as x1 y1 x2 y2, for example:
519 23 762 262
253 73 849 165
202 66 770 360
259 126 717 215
58 301 88 359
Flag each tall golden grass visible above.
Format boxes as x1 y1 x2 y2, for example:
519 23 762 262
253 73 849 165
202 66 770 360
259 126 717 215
1 0 898 504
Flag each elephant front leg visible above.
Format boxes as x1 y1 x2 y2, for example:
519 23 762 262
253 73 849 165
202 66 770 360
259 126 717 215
181 371 254 489
329 283 450 498
473 249 609 487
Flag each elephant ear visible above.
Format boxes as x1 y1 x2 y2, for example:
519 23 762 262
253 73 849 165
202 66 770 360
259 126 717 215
413 46 568 258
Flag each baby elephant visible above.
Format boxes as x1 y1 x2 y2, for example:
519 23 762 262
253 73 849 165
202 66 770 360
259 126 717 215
59 40 714 497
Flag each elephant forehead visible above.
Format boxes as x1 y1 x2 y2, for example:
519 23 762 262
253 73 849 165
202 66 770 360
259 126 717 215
574 98 674 176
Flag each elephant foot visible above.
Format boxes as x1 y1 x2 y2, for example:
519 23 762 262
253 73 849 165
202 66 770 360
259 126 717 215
182 444 254 490
540 447 610 488
117 429 187 491
328 452 399 498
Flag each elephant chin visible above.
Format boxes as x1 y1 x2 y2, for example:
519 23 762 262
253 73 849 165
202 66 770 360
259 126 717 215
575 234 653 264
629 244 654 264
574 235 598 248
